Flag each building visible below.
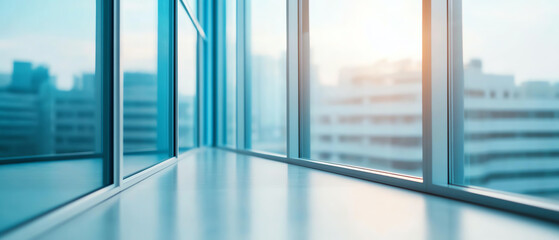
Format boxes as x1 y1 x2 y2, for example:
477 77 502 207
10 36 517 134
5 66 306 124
311 59 423 176
0 89 41 157
0 62 102 157
311 59 559 199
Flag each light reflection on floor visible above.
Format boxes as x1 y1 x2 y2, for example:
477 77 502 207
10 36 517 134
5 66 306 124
36 149 559 240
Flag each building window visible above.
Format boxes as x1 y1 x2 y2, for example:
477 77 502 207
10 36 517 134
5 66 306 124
177 0 199 152
452 0 559 202
121 0 172 177
246 0 287 155
0 0 108 232
307 0 422 177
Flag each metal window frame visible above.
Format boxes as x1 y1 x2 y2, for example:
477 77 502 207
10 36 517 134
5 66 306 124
198 0 216 147
215 0 227 147
236 0 247 150
286 0 300 158
217 0 559 223
243 0 252 150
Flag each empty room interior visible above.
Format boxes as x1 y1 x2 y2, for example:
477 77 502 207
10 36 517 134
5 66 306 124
2 0 559 239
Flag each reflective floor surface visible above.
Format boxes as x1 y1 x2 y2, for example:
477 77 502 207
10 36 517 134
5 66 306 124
40 149 559 240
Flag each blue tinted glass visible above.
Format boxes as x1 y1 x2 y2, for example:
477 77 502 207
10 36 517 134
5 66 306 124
177 1 198 152
0 0 108 232
122 0 171 177
247 0 287 155
308 0 423 177
453 0 559 201
225 0 237 147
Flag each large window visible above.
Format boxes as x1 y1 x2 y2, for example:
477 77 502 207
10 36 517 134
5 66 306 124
307 0 423 176
121 0 172 176
0 0 109 233
452 0 559 201
0 0 203 235
246 0 287 155
177 0 198 152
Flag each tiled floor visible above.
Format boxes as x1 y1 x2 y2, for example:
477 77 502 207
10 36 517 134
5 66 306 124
40 149 559 240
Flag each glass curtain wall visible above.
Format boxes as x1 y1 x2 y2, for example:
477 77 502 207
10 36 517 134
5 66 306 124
177 0 199 152
246 0 287 155
451 0 559 202
307 0 423 176
0 0 202 234
0 0 110 233
121 0 172 177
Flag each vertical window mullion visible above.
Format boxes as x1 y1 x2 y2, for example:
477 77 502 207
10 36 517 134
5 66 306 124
286 0 300 158
113 0 123 186
426 0 449 187
243 0 252 150
172 0 178 157
237 0 247 149
216 0 226 147
298 0 310 159
448 0 464 186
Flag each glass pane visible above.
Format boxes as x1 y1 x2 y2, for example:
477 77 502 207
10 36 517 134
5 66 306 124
225 0 237 147
121 0 171 177
308 0 423 176
0 0 109 232
247 0 287 155
453 0 559 201
178 1 198 152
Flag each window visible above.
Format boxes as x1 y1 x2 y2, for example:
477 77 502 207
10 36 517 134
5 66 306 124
307 0 423 177
0 0 109 232
224 0 237 147
177 0 198 152
121 0 172 177
246 0 287 154
452 0 559 201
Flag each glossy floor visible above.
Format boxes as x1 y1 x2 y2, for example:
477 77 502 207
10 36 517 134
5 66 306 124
41 149 559 240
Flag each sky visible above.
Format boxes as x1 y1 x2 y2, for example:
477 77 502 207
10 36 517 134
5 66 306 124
2 0 559 90
306 0 559 85
252 0 559 86
309 0 422 85
0 0 96 90
462 0 559 83
0 0 198 93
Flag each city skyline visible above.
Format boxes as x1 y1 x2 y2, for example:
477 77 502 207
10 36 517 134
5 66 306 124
0 59 196 159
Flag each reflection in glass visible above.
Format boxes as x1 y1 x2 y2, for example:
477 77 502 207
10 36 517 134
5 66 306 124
121 0 171 176
225 0 237 147
308 0 423 176
454 0 559 201
178 0 198 152
247 0 287 154
0 0 108 232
